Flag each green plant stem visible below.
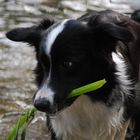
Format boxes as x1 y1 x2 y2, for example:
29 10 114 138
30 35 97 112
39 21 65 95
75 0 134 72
68 79 107 98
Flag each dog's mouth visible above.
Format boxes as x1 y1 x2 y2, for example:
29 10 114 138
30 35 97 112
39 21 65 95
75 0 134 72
36 79 107 115
46 97 76 116
47 107 66 118
45 106 68 118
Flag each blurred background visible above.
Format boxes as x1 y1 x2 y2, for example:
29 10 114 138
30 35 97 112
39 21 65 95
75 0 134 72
0 0 140 139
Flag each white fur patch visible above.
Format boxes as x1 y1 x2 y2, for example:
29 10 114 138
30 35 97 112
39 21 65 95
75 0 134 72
50 95 124 140
45 20 68 55
34 84 54 105
112 52 133 95
34 63 55 105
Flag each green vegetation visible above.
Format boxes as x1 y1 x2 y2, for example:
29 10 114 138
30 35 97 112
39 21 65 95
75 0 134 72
7 107 37 140
68 79 107 98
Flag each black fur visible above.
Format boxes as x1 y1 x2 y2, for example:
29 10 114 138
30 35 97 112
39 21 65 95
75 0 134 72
131 10 140 23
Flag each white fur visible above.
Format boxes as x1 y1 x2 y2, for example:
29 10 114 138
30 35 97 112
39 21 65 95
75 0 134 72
112 52 134 96
34 60 55 105
34 83 55 105
45 20 68 55
50 95 124 140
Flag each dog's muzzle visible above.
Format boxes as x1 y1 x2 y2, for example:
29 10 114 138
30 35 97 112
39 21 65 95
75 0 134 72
33 87 57 114
34 97 58 114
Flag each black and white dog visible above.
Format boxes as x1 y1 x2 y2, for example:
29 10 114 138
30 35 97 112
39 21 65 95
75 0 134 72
6 10 140 140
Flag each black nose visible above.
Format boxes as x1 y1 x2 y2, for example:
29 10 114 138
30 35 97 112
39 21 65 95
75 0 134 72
34 98 51 112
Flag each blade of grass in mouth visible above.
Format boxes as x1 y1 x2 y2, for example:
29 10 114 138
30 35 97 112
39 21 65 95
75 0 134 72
68 79 107 98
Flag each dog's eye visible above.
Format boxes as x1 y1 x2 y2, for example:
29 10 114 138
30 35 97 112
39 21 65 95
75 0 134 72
63 61 73 68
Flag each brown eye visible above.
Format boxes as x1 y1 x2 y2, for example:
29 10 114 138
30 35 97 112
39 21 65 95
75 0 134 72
63 61 73 68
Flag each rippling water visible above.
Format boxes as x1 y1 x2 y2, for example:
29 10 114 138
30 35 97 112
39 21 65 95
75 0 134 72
0 0 134 139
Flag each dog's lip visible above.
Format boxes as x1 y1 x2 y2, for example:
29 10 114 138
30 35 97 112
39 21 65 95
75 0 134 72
46 98 76 117
46 107 67 118
48 114 57 119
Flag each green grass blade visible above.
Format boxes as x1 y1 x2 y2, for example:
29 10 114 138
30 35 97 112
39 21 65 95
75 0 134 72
6 107 37 140
68 79 107 98
7 115 27 140
28 107 37 118
13 121 19 140
21 128 26 140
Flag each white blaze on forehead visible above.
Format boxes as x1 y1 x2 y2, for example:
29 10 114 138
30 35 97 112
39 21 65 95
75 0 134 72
34 20 68 104
34 58 55 104
45 19 68 54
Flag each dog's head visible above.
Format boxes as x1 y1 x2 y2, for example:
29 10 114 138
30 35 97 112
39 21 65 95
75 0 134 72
6 10 134 114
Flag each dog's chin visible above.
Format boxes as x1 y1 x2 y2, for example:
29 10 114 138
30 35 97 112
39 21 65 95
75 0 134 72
46 105 67 118
46 108 65 118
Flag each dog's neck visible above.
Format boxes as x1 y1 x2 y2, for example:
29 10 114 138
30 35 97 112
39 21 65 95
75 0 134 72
50 95 126 140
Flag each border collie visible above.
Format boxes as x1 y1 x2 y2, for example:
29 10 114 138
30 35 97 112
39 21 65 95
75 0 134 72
6 10 140 140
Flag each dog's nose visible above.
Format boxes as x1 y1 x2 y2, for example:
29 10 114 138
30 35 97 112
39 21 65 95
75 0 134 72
34 98 51 112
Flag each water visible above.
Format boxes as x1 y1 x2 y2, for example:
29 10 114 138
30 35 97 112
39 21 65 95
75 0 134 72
0 0 133 139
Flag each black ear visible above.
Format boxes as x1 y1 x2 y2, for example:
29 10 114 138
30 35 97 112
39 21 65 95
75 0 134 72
6 26 41 45
6 18 54 46
93 22 134 42
131 10 140 23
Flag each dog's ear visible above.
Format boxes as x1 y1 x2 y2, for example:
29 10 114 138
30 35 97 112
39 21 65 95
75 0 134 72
87 11 134 43
92 22 134 42
6 18 54 46
6 26 41 46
